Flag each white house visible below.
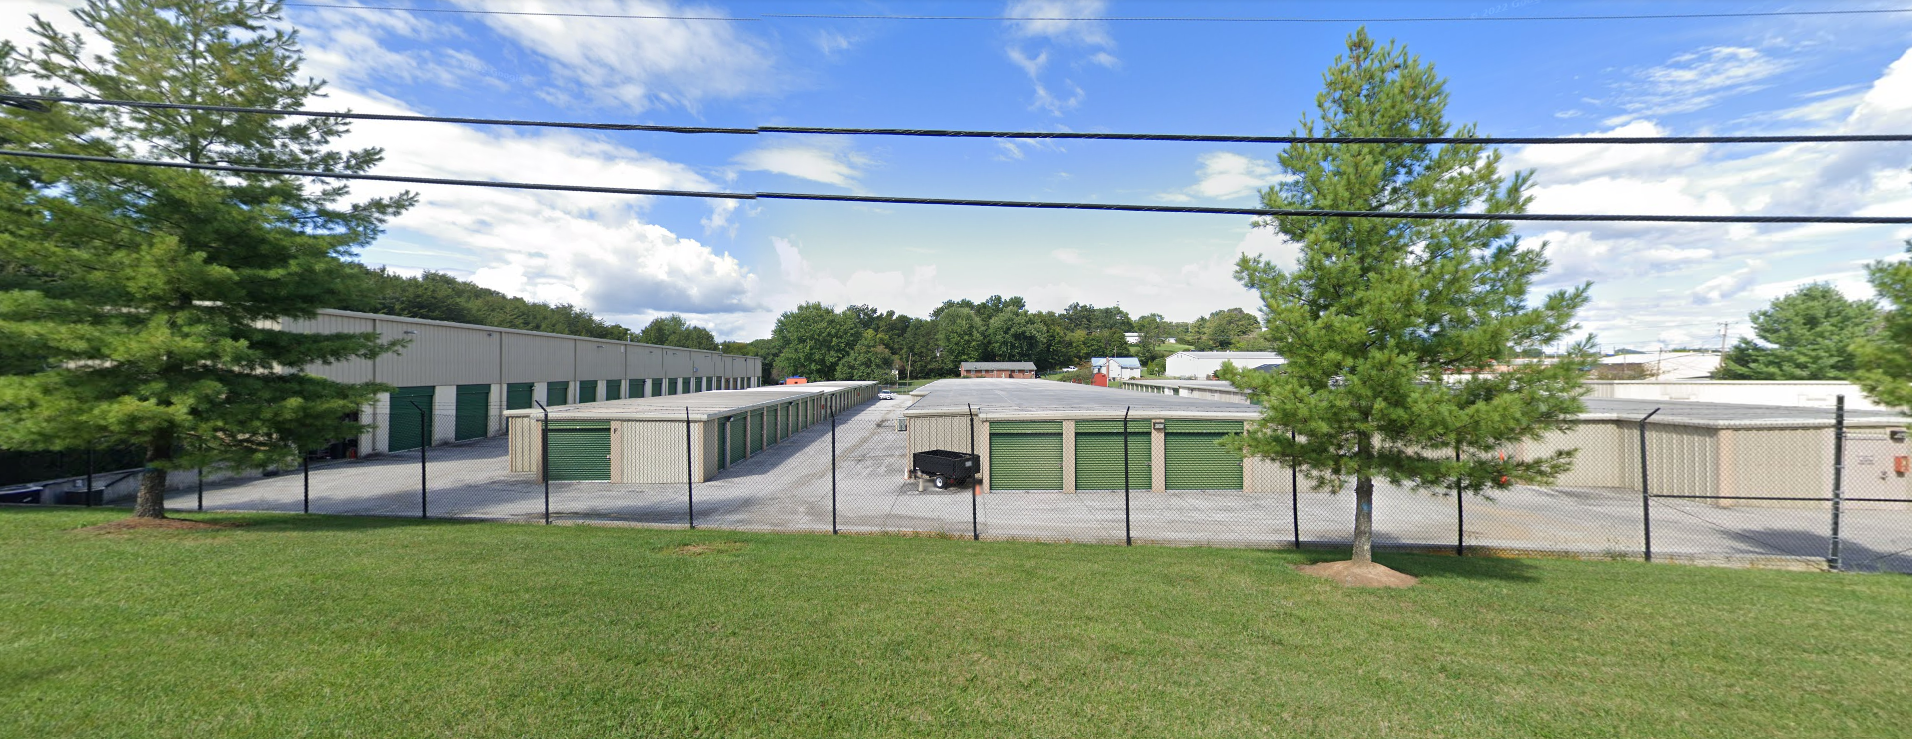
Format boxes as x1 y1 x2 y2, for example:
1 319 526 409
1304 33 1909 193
1164 351 1285 379
1091 356 1144 380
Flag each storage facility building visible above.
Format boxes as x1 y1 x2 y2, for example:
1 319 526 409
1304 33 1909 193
902 379 1289 494
281 309 764 458
1163 351 1285 379
503 381 880 483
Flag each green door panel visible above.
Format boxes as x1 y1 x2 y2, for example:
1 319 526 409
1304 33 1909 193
604 380 621 401
989 422 1063 491
749 409 763 453
505 383 534 411
547 420 611 481
454 384 489 441
1164 423 1244 490
389 386 435 452
547 382 569 406
1074 420 1151 490
730 414 748 463
577 381 597 404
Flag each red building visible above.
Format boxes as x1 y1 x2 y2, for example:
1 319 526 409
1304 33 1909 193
959 361 1038 379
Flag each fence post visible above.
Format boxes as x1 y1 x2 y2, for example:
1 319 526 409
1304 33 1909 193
412 401 428 520
1830 395 1846 571
1290 428 1300 550
1123 406 1132 546
536 400 550 525
1639 407 1661 562
686 406 695 530
831 398 838 535
302 451 310 514
1454 444 1464 557
969 403 978 542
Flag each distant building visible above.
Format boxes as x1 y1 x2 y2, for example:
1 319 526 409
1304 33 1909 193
1596 352 1722 381
1164 351 1285 379
1123 332 1142 344
960 361 1038 379
1091 356 1144 380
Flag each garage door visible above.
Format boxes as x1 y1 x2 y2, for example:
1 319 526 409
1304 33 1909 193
578 381 597 404
547 420 611 481
989 421 1063 491
388 386 434 452
454 384 489 441
729 414 747 464
1074 420 1151 491
505 383 534 411
547 381 569 406
749 409 763 453
1165 420 1244 490
604 379 621 401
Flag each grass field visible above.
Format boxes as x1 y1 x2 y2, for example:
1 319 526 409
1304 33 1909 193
4 508 1910 738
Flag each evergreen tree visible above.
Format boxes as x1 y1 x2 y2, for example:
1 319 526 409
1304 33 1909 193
1225 29 1591 570
0 0 412 518
1716 283 1877 380
1855 242 1912 408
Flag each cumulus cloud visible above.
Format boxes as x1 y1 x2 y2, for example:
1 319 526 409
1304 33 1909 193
1690 260 1768 304
1158 151 1287 202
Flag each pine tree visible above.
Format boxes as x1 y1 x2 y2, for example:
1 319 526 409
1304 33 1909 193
1716 283 1877 380
1224 29 1592 571
0 0 412 518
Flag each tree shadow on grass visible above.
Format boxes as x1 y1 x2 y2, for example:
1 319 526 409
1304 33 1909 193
1282 547 1544 582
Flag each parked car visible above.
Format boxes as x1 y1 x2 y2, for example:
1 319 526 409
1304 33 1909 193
879 390 895 400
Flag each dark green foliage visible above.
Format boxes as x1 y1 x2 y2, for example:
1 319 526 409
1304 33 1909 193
634 313 719 351
1225 29 1591 563
1190 307 1263 350
771 302 859 380
834 329 896 382
0 0 411 517
1716 283 1877 380
349 267 634 340
1856 242 1912 409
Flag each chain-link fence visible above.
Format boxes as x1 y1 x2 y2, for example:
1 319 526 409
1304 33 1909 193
14 393 1894 574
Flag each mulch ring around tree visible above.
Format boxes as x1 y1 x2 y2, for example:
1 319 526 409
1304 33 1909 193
1295 560 1420 588
74 517 239 535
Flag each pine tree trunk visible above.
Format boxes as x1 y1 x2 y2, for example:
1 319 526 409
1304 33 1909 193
1352 474 1375 564
132 430 172 519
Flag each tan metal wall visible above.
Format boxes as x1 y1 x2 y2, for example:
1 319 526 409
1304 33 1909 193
1720 427 1831 507
1522 420 1631 489
282 313 379 383
372 320 501 387
628 347 666 381
576 341 625 381
502 332 575 384
612 419 720 483
507 416 540 474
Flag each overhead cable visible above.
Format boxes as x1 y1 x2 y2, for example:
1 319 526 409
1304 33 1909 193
5 148 1909 225
277 3 1912 23
8 93 1911 146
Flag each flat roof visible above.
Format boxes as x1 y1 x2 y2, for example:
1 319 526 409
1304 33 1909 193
1124 379 1244 391
502 381 877 422
1579 397 1908 428
904 378 1261 421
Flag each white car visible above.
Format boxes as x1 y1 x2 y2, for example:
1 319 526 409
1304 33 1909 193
879 390 895 400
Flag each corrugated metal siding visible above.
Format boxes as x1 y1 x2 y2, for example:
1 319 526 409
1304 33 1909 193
506 383 535 410
989 422 1063 491
613 420 688 483
376 321 501 387
730 414 748 463
1725 427 1833 507
508 416 539 473
503 333 575 384
908 416 976 456
1164 420 1244 490
1527 421 1630 488
1075 421 1151 491
547 421 611 481
749 409 763 453
454 385 489 441
577 343 624 380
287 313 378 383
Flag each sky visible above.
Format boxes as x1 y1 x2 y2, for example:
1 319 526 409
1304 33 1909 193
6 0 1912 350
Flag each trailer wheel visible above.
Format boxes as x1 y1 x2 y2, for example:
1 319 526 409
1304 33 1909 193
932 475 950 490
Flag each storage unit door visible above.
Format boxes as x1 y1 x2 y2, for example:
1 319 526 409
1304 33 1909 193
988 422 1064 491
1074 420 1151 490
749 410 763 453
605 380 621 401
717 418 728 470
730 414 747 464
578 381 597 404
388 386 435 452
454 384 489 441
1164 420 1245 490
547 382 569 406
546 421 612 481
505 383 534 411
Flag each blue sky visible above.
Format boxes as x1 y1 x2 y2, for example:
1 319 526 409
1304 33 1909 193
8 0 1912 348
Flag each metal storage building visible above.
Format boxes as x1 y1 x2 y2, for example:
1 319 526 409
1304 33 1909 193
502 381 880 483
278 309 764 458
901 379 1289 494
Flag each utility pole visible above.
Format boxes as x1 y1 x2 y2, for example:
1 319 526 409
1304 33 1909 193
1717 321 1732 355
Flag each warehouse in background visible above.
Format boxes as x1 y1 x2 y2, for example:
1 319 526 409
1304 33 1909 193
1162 351 1285 379
282 309 763 459
503 381 880 482
902 379 1288 494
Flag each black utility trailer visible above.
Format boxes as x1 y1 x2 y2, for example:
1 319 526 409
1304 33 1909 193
911 450 979 490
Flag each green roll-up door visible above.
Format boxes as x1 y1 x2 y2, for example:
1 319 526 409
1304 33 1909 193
749 409 763 453
547 420 611 481
548 382 569 406
781 403 792 439
767 406 780 446
629 379 643 398
1075 420 1151 490
717 418 728 470
389 386 435 452
667 378 677 395
989 421 1063 491
730 414 748 463
505 383 534 411
578 381 597 404
605 380 621 401
1165 420 1245 490
454 384 489 441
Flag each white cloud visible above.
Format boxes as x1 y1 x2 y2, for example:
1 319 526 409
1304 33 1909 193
1002 0 1112 116
1158 151 1287 202
751 237 944 336
1690 260 1767 304
452 0 773 114
732 141 870 190
1052 248 1085 264
1605 46 1794 125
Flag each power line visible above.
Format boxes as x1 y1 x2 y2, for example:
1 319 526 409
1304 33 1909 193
277 3 1912 24
6 148 1911 225
10 93 1912 146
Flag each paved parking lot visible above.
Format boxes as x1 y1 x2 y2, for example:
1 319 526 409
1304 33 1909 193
172 396 1912 572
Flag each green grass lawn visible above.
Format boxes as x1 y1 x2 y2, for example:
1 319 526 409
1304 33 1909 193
4 508 1910 738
